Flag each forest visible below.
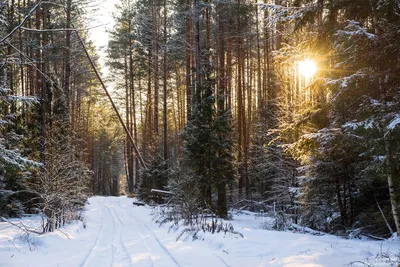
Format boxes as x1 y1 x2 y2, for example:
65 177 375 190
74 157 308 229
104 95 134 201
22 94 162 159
1 0 400 239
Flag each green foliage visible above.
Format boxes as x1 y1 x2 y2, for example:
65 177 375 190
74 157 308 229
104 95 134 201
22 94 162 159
139 152 168 203
180 58 234 218
0 86 40 217
269 0 400 236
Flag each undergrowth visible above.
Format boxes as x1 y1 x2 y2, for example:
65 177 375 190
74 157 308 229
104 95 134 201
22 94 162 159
152 205 243 241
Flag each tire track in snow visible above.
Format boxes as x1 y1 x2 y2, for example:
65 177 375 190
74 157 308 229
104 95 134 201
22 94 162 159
80 201 113 267
106 206 132 267
142 223 180 266
80 204 105 267
79 220 104 267
113 201 155 267
119 203 180 267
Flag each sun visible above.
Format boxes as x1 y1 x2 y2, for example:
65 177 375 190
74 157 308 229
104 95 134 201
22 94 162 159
298 59 317 78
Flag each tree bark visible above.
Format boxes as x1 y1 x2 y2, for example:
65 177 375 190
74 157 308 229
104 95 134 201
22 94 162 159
163 0 168 167
64 0 72 122
153 3 159 135
185 0 192 120
385 136 400 236
216 3 228 218
194 0 201 102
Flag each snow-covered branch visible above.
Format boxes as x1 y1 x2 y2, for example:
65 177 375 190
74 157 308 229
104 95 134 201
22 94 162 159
0 0 44 45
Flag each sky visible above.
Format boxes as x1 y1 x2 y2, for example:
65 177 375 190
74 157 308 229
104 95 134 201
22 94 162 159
87 0 119 76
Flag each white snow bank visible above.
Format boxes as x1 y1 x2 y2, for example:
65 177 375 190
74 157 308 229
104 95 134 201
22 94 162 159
387 116 400 130
0 196 399 267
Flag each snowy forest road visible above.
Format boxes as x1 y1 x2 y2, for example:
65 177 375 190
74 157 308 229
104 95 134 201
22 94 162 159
2 196 400 267
1 196 230 267
80 197 180 267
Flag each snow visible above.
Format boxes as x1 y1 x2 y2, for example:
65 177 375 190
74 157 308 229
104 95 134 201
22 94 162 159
1 196 400 267
387 116 400 130
327 73 366 90
7 95 39 105
373 155 387 162
259 4 315 25
343 118 378 131
336 20 377 40
0 143 40 169
151 189 174 195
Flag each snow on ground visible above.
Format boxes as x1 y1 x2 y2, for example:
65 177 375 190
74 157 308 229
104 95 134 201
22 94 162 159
1 196 399 267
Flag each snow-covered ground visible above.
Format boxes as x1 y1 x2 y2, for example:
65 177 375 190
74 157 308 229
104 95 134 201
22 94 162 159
1 196 399 266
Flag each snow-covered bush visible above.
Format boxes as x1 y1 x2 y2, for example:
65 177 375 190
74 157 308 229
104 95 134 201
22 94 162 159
29 131 91 232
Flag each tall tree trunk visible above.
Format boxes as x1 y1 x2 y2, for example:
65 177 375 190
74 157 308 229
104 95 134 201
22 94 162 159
64 0 72 123
36 2 45 171
7 0 15 120
237 0 244 198
185 0 192 120
153 4 159 135
163 0 168 167
226 36 232 111
194 0 201 102
255 0 262 114
129 52 139 188
216 3 228 218
125 53 134 193
144 50 153 152
18 0 26 125
385 135 400 236
263 0 271 124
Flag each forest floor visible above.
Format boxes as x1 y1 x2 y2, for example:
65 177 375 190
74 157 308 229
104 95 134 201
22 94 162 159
1 196 400 267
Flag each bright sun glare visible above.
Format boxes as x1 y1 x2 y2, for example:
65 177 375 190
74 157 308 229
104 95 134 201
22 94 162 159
298 59 317 78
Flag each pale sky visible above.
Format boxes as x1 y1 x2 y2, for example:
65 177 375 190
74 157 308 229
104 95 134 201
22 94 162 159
87 0 120 76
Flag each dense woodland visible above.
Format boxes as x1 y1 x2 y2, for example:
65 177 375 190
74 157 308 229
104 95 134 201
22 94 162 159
1 0 400 238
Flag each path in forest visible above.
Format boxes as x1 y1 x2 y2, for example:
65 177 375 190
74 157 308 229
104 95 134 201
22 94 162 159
2 196 399 267
79 197 179 267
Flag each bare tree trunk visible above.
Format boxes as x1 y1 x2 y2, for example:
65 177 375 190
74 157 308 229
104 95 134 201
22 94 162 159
129 51 139 188
185 0 192 120
255 0 262 114
64 0 72 122
7 0 15 119
237 0 244 198
226 36 232 111
125 52 134 193
385 136 400 236
216 3 228 218
144 50 153 152
194 0 201 102
163 0 168 167
36 3 46 172
263 0 271 120
153 3 159 135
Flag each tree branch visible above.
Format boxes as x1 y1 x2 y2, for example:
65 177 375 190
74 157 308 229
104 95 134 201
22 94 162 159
20 23 108 33
0 217 43 235
0 0 44 45
21 27 79 32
